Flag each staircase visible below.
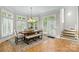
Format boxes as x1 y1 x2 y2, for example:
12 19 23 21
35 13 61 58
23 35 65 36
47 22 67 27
61 29 79 40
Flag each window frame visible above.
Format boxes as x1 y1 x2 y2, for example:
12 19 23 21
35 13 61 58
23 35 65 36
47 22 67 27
15 15 27 32
0 16 14 39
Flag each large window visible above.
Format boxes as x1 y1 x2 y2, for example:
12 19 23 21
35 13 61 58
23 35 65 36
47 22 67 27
1 17 13 37
16 21 27 32
0 8 14 38
16 15 27 32
27 17 40 30
43 15 56 36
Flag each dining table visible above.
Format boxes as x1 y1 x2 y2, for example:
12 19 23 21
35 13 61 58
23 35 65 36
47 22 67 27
19 30 42 36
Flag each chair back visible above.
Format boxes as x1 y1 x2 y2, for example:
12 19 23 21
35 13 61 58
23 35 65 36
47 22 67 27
14 29 18 37
15 30 24 38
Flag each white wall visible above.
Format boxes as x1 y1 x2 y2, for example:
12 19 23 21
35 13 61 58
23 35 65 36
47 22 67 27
55 8 65 38
56 9 61 38
64 6 78 30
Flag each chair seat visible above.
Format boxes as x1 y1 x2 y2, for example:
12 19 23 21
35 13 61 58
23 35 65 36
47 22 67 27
17 34 24 38
15 34 24 44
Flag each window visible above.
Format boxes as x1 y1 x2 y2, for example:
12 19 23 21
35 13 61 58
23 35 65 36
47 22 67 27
43 16 56 35
16 15 27 32
1 17 13 37
28 17 39 30
0 8 14 38
16 15 26 20
16 21 27 32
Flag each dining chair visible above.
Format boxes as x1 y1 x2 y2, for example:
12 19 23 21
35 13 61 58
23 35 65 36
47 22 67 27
14 30 24 44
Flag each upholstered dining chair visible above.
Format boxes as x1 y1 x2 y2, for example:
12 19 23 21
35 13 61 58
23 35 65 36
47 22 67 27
14 30 24 44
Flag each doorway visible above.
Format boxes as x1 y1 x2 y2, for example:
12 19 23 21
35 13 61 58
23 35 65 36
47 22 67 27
43 15 56 37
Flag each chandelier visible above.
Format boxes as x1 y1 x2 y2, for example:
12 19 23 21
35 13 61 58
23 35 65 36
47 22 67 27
27 7 36 23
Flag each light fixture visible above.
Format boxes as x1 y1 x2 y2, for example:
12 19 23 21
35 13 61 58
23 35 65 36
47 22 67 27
27 7 37 23
27 7 37 29
67 12 71 16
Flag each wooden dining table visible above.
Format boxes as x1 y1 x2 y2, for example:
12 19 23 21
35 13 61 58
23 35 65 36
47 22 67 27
19 30 42 37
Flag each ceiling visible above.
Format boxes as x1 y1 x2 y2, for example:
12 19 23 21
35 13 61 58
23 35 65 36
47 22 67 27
1 6 62 16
